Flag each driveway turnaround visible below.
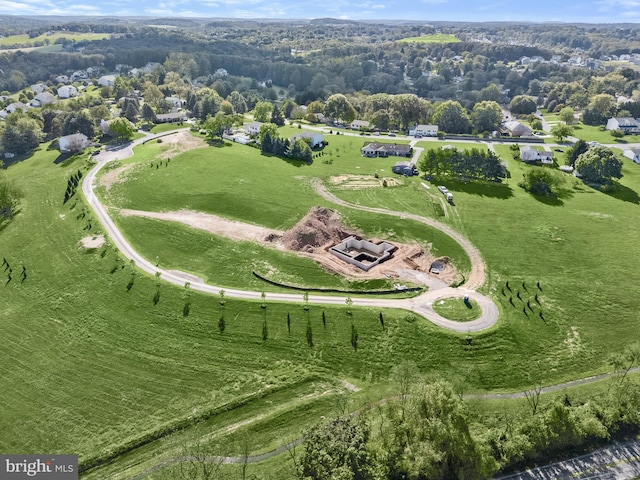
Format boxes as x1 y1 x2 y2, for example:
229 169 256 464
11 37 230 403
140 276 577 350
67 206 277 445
83 130 499 332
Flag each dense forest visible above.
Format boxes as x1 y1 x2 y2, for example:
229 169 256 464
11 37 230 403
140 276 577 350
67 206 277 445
2 16 640 106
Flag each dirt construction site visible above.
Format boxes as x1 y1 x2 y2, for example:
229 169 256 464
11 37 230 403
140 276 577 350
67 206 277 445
119 205 458 284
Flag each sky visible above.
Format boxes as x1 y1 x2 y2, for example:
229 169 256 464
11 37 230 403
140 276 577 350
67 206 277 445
1 0 639 24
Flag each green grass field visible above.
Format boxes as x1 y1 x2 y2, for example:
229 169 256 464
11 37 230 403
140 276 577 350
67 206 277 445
4 127 640 478
433 297 481 321
0 32 111 47
397 34 461 43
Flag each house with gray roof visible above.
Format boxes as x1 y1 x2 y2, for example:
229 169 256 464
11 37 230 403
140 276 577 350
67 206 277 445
606 117 640 134
361 142 412 158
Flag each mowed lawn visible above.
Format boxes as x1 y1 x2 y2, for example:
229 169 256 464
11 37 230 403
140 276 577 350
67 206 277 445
410 144 640 382
4 133 640 478
0 144 484 474
101 132 470 289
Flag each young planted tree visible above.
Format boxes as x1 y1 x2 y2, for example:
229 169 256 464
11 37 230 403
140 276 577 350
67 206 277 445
182 282 191 317
350 323 358 351
306 320 313 347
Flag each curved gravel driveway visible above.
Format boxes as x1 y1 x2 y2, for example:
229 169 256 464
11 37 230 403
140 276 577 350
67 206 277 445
82 130 498 332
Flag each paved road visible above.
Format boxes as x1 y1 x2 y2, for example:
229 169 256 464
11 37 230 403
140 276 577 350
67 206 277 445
495 439 640 480
82 130 498 332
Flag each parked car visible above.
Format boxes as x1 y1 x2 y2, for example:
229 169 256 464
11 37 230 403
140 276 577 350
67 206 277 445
438 185 448 194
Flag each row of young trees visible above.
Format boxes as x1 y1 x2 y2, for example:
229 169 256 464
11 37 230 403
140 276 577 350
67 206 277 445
418 146 506 181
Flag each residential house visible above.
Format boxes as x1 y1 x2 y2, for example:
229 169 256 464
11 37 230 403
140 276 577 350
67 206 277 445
97 75 117 87
6 102 28 114
361 142 412 158
312 112 327 124
520 146 554 164
623 148 640 164
392 161 418 176
155 112 186 124
54 75 70 84
31 83 47 94
165 96 183 109
503 120 533 137
30 92 55 108
71 70 88 82
57 85 78 99
409 124 439 137
606 117 640 134
289 132 324 148
350 119 371 130
59 133 91 153
244 121 263 135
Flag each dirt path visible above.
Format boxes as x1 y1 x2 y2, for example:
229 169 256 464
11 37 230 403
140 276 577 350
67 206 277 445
119 208 283 244
311 178 486 290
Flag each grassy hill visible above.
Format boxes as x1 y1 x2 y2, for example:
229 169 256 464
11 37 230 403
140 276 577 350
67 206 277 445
3 132 640 477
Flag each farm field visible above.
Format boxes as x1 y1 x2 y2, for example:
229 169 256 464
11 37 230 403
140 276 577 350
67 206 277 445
0 31 111 47
3 127 640 478
397 33 461 43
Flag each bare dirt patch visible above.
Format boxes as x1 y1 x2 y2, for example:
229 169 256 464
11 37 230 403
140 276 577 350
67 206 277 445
119 209 284 244
100 164 135 191
330 174 403 189
79 235 105 249
157 131 207 159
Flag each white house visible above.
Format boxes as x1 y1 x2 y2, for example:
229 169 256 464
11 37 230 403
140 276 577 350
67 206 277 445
97 75 117 87
244 121 263 135
409 124 439 137
290 132 324 148
623 148 640 164
57 85 78 99
54 75 70 84
606 117 640 134
31 83 47 94
59 133 91 153
6 102 28 114
520 146 554 164
350 119 371 130
30 92 55 108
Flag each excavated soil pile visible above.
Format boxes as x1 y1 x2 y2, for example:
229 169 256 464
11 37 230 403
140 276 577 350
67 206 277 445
281 206 354 253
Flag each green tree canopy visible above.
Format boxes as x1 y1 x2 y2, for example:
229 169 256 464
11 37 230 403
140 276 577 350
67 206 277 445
575 147 622 184
300 415 373 480
226 91 247 114
551 124 573 142
509 95 537 115
380 380 497 480
582 94 617 126
2 112 43 155
203 112 234 139
432 100 471 134
565 139 588 167
558 106 576 124
253 101 273 123
518 168 559 196
471 100 502 133
107 117 135 142
323 94 357 123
